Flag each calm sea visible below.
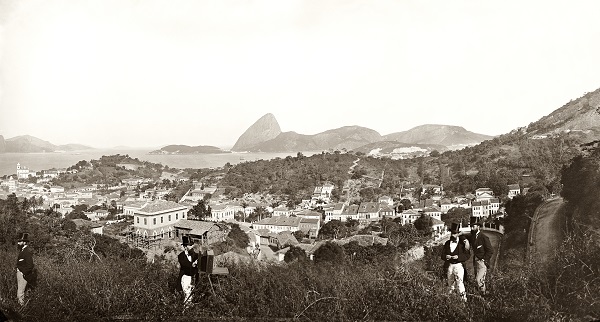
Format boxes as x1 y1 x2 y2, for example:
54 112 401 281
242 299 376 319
0 149 317 177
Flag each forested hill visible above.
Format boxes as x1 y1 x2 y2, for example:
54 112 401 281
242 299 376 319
220 152 416 204
220 132 581 203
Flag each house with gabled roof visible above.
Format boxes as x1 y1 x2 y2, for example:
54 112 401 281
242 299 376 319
273 206 294 217
311 182 335 204
378 204 396 218
131 200 188 239
172 219 226 245
440 199 453 214
471 198 500 218
253 216 302 233
423 206 442 221
358 202 380 222
401 209 421 226
334 204 360 223
207 202 242 222
324 203 346 223
508 184 521 199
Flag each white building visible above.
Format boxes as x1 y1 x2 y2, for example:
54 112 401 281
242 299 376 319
132 200 188 239
17 163 35 180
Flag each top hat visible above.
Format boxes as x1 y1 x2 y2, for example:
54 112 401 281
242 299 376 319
449 223 461 234
18 233 30 242
470 216 483 226
182 236 191 246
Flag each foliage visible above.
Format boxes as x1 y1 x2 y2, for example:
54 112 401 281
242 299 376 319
187 200 211 220
227 224 249 248
283 245 307 263
503 193 544 237
441 207 471 227
313 241 345 264
413 214 433 232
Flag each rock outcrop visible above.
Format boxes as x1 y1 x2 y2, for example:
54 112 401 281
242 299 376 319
231 113 282 151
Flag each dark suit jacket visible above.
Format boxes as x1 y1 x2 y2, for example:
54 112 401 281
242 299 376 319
441 238 470 264
16 246 34 276
178 250 199 278
469 231 493 262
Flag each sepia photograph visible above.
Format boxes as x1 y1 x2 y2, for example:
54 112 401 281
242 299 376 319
1 1 600 321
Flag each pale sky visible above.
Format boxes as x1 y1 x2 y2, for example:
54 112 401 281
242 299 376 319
1 0 600 149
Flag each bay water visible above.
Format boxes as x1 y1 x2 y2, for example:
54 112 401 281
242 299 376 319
0 149 315 177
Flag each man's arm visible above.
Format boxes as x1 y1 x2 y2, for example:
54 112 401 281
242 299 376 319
483 235 493 262
17 249 34 275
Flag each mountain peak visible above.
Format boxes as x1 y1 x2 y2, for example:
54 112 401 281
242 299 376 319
231 113 282 151
383 124 493 146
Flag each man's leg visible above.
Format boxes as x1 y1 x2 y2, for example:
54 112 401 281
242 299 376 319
16 270 27 306
181 275 193 304
455 264 467 302
446 264 455 293
475 260 487 294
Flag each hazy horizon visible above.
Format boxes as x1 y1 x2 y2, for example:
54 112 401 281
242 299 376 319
2 1 600 148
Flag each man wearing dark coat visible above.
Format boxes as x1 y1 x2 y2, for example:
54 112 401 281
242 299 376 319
441 223 470 302
16 233 35 306
178 236 198 304
467 216 493 295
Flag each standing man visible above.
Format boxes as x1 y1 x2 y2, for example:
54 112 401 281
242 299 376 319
441 223 470 302
16 233 34 306
178 236 198 305
468 217 493 295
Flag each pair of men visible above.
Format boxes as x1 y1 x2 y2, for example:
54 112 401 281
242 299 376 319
441 217 493 302
178 236 198 305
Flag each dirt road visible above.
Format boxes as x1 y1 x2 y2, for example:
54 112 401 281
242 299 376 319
529 198 565 268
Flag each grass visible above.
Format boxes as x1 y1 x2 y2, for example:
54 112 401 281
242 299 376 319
0 240 575 322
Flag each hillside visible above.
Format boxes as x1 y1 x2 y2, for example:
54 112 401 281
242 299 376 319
0 135 93 153
383 124 494 147
249 126 382 152
524 87 600 141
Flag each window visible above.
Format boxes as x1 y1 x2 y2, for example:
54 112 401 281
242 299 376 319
144 218 147 225
169 215 171 221
176 213 178 220
153 218 156 225
182 212 185 219
136 217 139 224
161 216 163 224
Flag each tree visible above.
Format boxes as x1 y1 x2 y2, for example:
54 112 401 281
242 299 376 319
313 241 345 264
441 207 471 228
284 245 307 263
293 230 306 242
414 214 433 233
319 220 348 240
228 224 249 248
188 200 211 220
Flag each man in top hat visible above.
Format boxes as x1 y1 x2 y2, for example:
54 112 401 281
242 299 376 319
178 236 198 305
441 223 470 302
468 216 493 295
16 233 35 306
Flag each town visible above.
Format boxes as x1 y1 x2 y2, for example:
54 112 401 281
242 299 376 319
0 157 512 262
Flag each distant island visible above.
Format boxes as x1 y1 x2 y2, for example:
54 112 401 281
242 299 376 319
148 145 230 154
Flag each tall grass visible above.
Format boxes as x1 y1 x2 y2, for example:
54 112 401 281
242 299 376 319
0 243 573 322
